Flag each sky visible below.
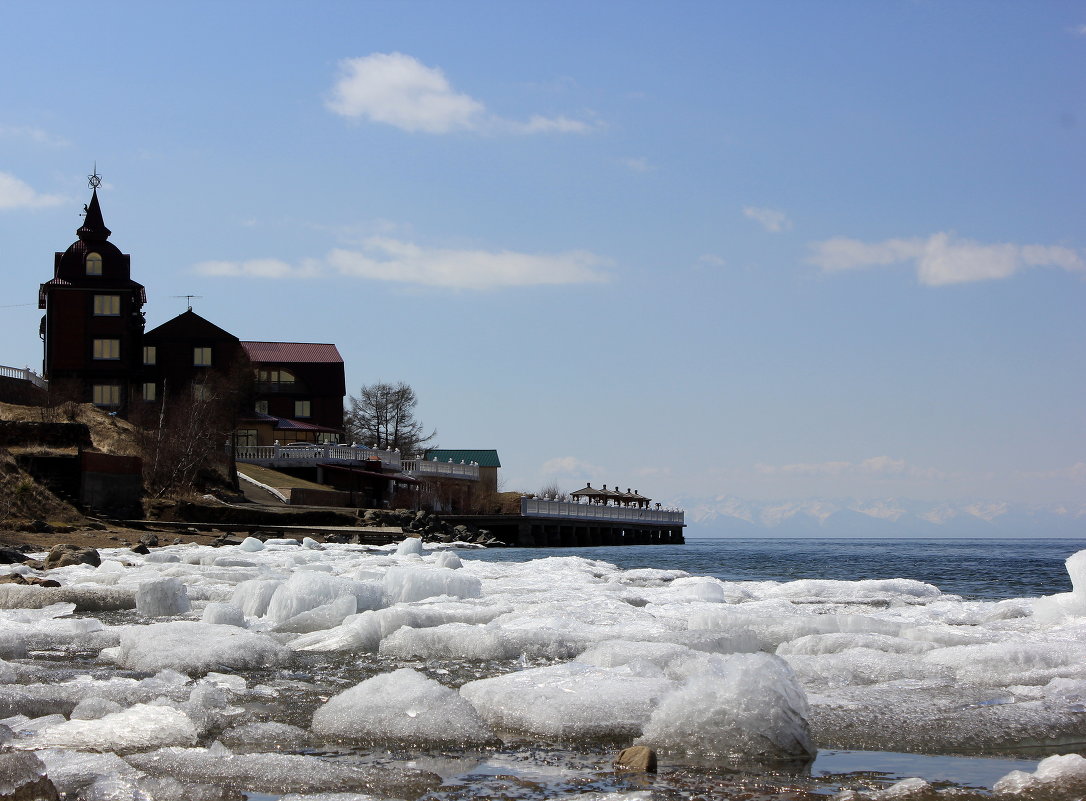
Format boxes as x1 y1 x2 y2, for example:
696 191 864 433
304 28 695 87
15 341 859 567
1 1 1084 510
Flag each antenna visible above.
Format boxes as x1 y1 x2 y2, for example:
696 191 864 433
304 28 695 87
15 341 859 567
171 295 202 311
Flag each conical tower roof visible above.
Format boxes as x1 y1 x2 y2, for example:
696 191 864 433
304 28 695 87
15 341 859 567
76 189 111 241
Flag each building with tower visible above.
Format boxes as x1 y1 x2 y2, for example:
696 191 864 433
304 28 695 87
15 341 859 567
38 186 147 413
38 177 347 445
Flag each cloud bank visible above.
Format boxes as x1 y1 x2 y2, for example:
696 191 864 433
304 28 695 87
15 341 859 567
808 232 1084 285
196 237 610 290
0 172 65 210
326 52 594 135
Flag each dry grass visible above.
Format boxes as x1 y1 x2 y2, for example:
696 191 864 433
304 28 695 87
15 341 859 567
0 400 141 456
0 449 84 525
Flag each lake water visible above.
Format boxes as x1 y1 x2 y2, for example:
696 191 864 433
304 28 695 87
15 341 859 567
470 537 1086 600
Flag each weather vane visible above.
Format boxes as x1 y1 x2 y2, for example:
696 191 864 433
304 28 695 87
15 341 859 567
88 163 101 190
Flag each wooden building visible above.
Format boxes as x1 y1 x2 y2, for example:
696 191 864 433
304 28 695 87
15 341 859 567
39 186 347 445
38 189 147 412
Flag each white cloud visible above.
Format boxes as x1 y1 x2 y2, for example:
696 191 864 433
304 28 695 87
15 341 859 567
540 456 605 478
0 172 66 210
808 232 1085 285
0 125 68 147
1074 23 1086 36
743 206 792 233
619 156 654 173
194 258 321 279
695 253 727 270
328 237 610 289
507 114 594 134
327 52 595 135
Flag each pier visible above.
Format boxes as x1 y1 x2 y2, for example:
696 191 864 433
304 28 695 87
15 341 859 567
443 497 685 547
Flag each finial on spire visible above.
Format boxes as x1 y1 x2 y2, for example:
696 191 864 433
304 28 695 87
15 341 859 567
88 163 102 190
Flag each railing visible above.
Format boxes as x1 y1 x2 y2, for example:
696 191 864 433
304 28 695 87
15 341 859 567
0 365 47 390
234 443 401 468
401 459 480 480
521 498 685 525
233 444 483 482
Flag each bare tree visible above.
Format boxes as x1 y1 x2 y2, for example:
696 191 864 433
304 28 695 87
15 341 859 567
132 364 252 498
344 381 436 454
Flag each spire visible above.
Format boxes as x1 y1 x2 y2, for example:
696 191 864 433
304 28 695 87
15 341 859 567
77 166 111 242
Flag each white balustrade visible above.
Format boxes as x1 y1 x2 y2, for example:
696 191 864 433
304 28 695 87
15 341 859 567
520 497 684 525
401 459 480 480
0 365 47 389
233 443 402 469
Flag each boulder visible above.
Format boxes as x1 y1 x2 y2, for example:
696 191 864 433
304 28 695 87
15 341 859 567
0 548 30 564
614 746 657 773
44 544 101 570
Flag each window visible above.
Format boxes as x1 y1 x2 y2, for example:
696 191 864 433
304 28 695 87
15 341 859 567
86 252 102 276
93 339 120 360
193 347 212 366
255 400 269 415
193 384 210 401
92 383 121 407
143 346 156 365
236 429 258 447
256 368 295 385
294 400 311 418
317 433 339 444
142 382 156 402
93 295 120 316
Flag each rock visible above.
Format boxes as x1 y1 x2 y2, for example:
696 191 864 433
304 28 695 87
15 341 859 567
614 745 657 773
44 544 101 570
130 543 151 555
0 751 61 800
0 548 30 564
139 533 160 547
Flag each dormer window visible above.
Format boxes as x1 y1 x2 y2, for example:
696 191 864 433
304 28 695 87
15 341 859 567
86 252 103 276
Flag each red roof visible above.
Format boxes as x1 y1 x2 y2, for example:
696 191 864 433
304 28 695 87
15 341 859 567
241 341 343 364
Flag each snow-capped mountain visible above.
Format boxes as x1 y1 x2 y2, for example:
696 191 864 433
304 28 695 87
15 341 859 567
670 495 1086 538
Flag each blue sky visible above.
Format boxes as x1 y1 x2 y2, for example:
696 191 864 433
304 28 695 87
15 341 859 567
2 1 1084 507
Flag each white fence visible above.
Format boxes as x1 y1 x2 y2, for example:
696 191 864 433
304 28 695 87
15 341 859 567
401 459 480 480
521 498 684 525
0 365 47 390
234 443 401 468
234 444 482 481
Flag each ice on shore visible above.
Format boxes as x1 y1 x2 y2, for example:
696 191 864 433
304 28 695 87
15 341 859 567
460 662 674 740
126 746 442 796
637 652 815 761
0 538 1084 793
135 577 191 617
382 566 482 603
312 668 494 744
114 621 290 674
17 703 198 752
994 753 1086 795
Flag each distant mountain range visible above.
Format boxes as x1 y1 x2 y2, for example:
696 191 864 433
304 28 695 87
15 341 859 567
671 496 1086 538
